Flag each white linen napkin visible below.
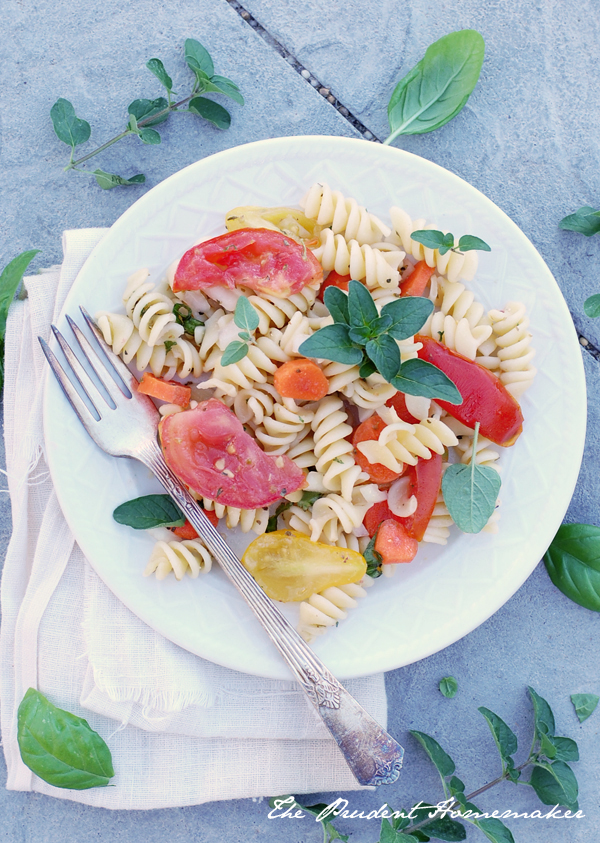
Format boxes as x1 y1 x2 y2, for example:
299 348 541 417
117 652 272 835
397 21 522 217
0 229 388 809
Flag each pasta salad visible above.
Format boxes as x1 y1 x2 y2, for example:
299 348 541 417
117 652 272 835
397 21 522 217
98 182 536 643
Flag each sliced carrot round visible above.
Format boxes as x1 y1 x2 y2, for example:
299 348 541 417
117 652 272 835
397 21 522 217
274 358 329 400
137 373 191 406
400 260 435 297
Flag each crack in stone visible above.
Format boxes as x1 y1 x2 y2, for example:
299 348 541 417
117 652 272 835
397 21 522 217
578 334 600 361
226 0 380 141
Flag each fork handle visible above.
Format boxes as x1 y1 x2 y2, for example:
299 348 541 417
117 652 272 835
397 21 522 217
140 441 403 786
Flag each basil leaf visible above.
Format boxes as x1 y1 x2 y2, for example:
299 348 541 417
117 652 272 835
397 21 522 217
173 302 203 334
457 235 491 252
381 296 434 341
411 229 454 251
221 340 249 366
266 500 292 533
543 523 600 612
363 531 383 578
347 279 378 327
439 676 458 698
50 98 91 148
146 58 174 93
113 494 185 529
571 692 599 723
296 491 324 511
184 38 215 78
391 358 462 403
200 78 245 106
299 324 363 365
323 285 350 324
527 686 556 738
474 817 516 843
17 688 114 789
189 97 231 129
93 169 146 190
529 761 579 811
359 358 377 378
478 706 518 769
366 334 401 381
138 127 161 145
584 294 600 318
128 97 169 126
386 30 485 144
442 461 500 533
418 817 466 841
559 205 600 237
233 295 260 332
0 250 40 340
410 730 456 779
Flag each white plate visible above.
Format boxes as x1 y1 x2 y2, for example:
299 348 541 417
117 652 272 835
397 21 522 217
43 136 586 680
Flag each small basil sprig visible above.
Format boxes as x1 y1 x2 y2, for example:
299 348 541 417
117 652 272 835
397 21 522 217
543 523 600 612
0 249 40 391
113 494 185 530
442 422 501 533
363 531 383 579
410 230 491 255
51 38 243 188
559 205 600 237
221 297 260 365
384 30 485 147
173 302 204 335
17 689 114 789
298 281 461 403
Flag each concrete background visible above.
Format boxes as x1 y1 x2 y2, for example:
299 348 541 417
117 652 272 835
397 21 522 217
1 1 599 841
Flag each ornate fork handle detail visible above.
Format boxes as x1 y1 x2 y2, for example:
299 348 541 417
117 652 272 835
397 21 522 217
138 439 404 787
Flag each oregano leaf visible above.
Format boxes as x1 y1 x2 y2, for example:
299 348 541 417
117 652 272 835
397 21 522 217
188 97 231 129
221 340 249 366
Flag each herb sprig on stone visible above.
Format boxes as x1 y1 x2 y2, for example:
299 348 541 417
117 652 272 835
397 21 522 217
298 280 461 403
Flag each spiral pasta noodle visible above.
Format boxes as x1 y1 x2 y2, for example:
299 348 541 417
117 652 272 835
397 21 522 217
488 302 536 398
311 230 405 289
301 182 391 245
122 268 184 347
202 498 269 534
254 401 313 454
422 491 453 545
248 285 319 335
144 538 213 580
298 581 370 642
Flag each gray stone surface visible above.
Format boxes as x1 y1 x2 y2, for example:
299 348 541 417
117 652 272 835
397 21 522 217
1 1 599 841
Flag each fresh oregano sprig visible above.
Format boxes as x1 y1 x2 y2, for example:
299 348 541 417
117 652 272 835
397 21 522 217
442 422 501 533
298 280 461 403
410 229 491 255
383 30 485 147
51 38 243 189
558 207 600 317
221 296 260 365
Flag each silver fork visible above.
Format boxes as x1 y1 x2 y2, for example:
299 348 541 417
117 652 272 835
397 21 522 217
40 308 404 787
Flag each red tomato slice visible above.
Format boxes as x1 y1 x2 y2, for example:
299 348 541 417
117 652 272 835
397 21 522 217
363 500 394 537
352 414 404 485
159 399 305 508
173 228 323 298
374 519 419 564
318 270 350 301
396 454 442 541
416 335 524 446
385 391 420 423
172 510 219 539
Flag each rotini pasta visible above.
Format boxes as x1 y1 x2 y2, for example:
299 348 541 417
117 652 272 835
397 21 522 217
311 229 405 289
301 182 391 245
488 302 536 398
144 538 213 580
298 581 370 642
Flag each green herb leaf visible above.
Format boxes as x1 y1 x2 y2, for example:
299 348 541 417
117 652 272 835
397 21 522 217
571 692 600 723
584 294 600 318
296 491 324 511
410 730 456 779
391 358 461 403
299 324 364 365
549 736 579 762
137 127 161 145
323 285 350 324
146 58 174 93
92 169 146 189
418 816 466 841
449 775 465 795
527 686 555 738
128 97 169 126
233 295 260 332
385 30 485 144
50 98 91 148
347 279 379 327
380 296 434 341
221 340 249 366
543 523 600 612
188 96 231 129
529 761 579 811
359 358 377 378
173 302 203 335
17 688 114 789
411 229 455 254
113 494 185 529
184 38 215 79
457 235 491 252
442 423 501 532
474 817 516 843
349 324 374 344
0 250 40 341
363 531 383 578
439 676 458 698
164 340 177 352
559 206 600 237
266 501 292 533
366 334 401 382
477 706 518 771
200 78 245 106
